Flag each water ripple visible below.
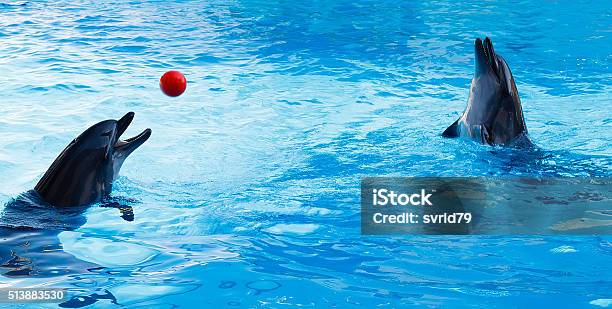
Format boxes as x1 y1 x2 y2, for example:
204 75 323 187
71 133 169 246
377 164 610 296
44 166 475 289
0 0 610 307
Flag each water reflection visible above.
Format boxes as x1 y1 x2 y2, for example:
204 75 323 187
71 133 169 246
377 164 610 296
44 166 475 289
0 191 134 278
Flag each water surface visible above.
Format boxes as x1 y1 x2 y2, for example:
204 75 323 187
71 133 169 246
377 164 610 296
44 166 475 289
0 0 610 307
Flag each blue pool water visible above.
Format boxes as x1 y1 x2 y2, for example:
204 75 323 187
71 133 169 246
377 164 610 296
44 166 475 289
1 0 611 307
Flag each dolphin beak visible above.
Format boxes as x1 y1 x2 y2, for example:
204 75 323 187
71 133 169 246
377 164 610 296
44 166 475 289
484 37 500 75
474 37 500 77
474 38 488 76
114 112 152 158
116 112 134 140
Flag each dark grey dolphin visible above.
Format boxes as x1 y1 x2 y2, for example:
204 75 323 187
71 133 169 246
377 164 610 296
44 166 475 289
35 112 151 207
0 112 148 277
443 37 532 147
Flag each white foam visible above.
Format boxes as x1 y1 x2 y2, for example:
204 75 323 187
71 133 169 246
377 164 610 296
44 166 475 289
550 245 577 253
590 299 612 307
264 223 319 235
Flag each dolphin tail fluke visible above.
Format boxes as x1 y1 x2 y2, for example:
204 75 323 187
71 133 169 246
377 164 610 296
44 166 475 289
443 119 460 138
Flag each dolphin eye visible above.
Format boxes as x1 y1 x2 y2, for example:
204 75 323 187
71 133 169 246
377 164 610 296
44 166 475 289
100 131 113 138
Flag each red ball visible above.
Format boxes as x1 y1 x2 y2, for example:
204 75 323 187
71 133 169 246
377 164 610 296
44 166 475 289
159 70 186 97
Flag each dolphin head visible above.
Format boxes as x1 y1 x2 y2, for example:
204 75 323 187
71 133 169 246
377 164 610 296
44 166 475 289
473 37 517 96
461 37 527 145
34 112 151 207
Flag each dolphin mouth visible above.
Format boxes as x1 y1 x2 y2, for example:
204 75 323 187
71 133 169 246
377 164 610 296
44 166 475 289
114 112 152 155
474 37 500 77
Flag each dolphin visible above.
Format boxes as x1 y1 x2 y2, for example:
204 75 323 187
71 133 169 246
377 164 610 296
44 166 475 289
0 112 149 277
443 37 532 147
34 111 151 207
